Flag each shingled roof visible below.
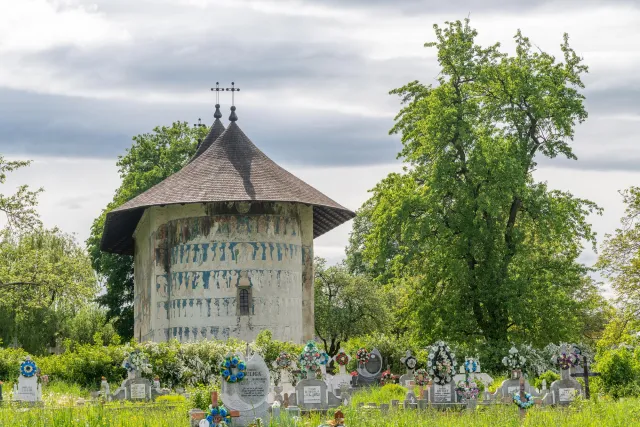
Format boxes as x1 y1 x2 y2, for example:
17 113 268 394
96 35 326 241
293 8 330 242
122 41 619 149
101 107 355 255
189 104 225 163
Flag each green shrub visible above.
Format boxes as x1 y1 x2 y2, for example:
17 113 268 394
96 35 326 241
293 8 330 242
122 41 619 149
0 347 28 381
595 346 640 398
189 384 216 410
534 370 560 390
155 394 187 404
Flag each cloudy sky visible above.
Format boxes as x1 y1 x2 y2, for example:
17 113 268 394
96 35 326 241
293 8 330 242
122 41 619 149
1 0 639 290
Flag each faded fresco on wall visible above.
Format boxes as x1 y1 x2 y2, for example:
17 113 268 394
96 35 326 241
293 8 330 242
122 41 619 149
133 214 153 342
139 202 312 344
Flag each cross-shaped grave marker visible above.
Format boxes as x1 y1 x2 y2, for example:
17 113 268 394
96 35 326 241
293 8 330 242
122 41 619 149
518 374 527 418
570 355 600 399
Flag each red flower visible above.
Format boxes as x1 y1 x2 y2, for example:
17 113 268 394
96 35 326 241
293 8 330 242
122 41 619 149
350 371 358 377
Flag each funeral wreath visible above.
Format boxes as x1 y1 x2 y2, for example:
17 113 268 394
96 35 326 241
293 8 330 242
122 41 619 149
20 356 37 378
220 355 247 383
427 341 457 384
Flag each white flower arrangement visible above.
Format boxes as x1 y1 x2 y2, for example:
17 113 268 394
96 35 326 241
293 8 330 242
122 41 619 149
122 350 152 374
502 346 526 371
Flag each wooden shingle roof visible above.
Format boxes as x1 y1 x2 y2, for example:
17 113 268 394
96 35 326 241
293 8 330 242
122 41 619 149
101 113 355 254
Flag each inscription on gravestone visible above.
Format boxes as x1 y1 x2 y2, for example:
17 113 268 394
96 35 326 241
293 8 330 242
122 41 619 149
559 388 576 402
130 384 146 399
303 386 322 404
239 370 269 402
434 384 452 403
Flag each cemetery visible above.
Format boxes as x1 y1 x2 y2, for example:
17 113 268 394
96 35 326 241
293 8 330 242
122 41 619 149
2 3 640 427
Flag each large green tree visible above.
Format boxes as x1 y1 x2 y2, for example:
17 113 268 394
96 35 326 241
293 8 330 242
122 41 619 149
87 122 208 339
314 259 387 356
352 20 607 361
598 187 640 318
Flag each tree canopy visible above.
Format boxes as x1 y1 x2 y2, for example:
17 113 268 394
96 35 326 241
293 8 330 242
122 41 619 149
314 259 386 356
86 122 208 339
348 20 608 365
598 187 640 318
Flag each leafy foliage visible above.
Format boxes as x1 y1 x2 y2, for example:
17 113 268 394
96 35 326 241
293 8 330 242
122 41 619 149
598 187 640 317
350 20 607 368
87 122 208 339
0 156 42 232
314 259 387 356
594 346 640 398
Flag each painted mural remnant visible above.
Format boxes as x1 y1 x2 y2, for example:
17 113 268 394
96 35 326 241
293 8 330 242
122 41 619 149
131 202 315 344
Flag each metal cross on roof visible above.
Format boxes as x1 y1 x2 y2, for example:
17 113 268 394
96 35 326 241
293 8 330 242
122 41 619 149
210 82 226 104
224 81 240 106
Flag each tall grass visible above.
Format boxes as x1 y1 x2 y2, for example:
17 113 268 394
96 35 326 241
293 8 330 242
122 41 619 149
0 385 638 426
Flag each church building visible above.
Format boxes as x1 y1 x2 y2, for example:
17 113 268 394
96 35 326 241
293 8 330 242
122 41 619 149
100 101 354 344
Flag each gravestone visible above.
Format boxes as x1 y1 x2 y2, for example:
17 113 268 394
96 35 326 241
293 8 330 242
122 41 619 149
330 349 352 396
493 370 537 401
399 350 416 387
550 368 582 405
429 382 455 404
356 348 382 386
12 357 41 402
112 351 153 401
111 374 153 401
426 341 457 406
221 353 271 427
295 376 328 410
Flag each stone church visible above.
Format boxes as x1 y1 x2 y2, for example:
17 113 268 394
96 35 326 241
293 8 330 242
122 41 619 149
100 103 354 344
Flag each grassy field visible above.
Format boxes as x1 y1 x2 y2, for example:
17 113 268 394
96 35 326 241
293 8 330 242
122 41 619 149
0 386 639 426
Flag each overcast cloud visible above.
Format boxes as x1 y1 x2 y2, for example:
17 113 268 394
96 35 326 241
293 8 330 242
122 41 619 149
1 0 640 283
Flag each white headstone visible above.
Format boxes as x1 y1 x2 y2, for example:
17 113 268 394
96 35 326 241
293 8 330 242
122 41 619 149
222 353 270 427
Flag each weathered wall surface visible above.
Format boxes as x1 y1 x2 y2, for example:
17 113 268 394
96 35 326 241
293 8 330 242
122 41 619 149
133 201 313 344
133 210 153 342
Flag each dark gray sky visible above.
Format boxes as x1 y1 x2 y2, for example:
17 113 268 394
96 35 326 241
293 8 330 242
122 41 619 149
1 0 639 275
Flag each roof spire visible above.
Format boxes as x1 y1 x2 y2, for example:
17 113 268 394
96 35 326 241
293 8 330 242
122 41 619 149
225 81 240 122
210 82 223 119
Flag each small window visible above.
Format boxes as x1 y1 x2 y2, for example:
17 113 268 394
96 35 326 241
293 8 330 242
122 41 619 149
238 288 251 316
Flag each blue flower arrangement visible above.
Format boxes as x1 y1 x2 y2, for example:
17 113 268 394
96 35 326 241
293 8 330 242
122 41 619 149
20 357 37 378
464 357 479 374
206 404 231 426
513 392 535 409
220 355 246 383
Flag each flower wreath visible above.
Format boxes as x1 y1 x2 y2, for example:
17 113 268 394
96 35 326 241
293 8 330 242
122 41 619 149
464 357 479 374
298 341 323 372
335 351 350 366
553 344 581 370
355 348 370 365
206 404 232 426
20 357 37 378
414 368 429 386
275 352 294 369
427 341 457 385
513 392 535 409
220 355 246 383
502 347 525 371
